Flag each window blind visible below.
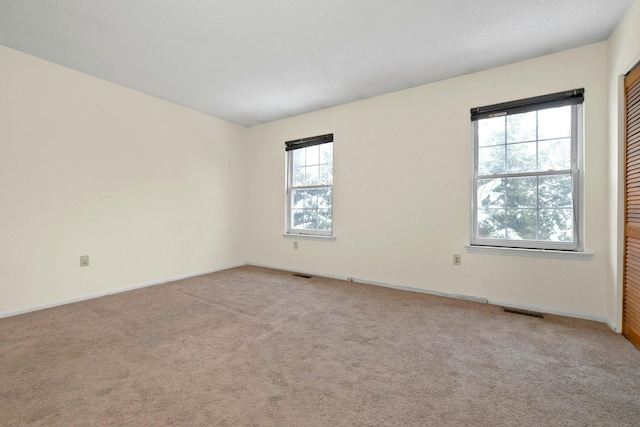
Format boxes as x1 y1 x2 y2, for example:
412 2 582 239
285 134 333 151
470 89 584 121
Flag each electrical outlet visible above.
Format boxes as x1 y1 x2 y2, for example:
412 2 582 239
80 255 89 267
294 241 298 250
453 254 461 266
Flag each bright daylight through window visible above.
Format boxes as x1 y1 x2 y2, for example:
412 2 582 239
286 134 333 236
471 90 583 250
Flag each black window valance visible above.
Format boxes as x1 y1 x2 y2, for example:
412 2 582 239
470 89 584 121
285 133 333 151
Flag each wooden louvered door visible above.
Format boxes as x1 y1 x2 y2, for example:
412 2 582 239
624 63 640 350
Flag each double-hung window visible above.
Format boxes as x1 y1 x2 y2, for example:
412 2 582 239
286 133 333 236
471 89 584 250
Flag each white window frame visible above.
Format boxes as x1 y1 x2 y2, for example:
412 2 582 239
471 90 584 251
285 134 333 236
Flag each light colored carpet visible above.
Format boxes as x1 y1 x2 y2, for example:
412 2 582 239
1 265 639 426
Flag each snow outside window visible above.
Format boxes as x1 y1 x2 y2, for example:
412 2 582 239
471 91 583 251
286 135 333 236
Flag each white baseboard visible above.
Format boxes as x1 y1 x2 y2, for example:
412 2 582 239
604 317 619 333
5 262 618 334
247 261 349 282
485 298 614 329
0 263 246 319
347 276 489 304
247 262 616 330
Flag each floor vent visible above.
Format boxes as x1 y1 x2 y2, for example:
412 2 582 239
292 273 312 279
503 308 544 319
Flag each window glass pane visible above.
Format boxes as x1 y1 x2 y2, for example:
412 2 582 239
288 140 333 234
538 138 570 171
477 209 506 239
318 209 332 230
473 97 579 248
507 111 536 143
305 145 320 166
292 149 305 168
538 106 571 140
292 209 305 229
506 177 536 208
293 166 305 186
319 164 333 185
478 146 505 175
301 188 318 208
477 178 504 209
506 142 536 173
305 165 319 185
478 116 505 147
538 209 573 241
317 187 332 209
320 143 333 165
303 210 319 230
506 209 536 240
539 175 572 208
292 189 306 209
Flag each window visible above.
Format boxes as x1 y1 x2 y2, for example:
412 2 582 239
471 89 584 250
286 133 333 236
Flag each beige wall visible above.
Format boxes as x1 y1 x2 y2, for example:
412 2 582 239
0 45 247 316
246 42 611 322
607 0 640 330
3 3 639 327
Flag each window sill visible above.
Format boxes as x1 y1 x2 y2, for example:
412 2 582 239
464 245 593 260
282 233 336 241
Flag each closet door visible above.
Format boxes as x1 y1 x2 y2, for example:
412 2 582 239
624 63 640 350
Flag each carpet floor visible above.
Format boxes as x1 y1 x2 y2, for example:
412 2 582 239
1 265 639 426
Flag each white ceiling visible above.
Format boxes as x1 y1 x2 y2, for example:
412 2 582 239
0 1 633 127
